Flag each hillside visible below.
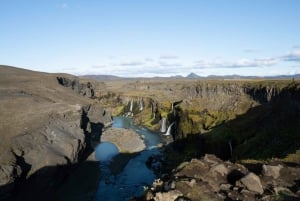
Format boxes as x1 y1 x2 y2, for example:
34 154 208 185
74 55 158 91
0 66 112 201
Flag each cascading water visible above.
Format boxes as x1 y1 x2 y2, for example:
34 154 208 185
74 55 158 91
129 100 133 113
164 122 175 136
160 118 167 133
139 99 144 111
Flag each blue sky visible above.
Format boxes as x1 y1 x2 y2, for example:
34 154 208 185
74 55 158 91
1 0 300 77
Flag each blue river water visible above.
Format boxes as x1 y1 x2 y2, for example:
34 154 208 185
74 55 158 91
93 116 162 201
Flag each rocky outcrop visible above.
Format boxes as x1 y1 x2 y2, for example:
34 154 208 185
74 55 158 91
0 103 112 201
141 154 300 201
57 77 95 98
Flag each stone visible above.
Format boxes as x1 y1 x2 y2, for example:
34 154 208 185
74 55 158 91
0 165 17 185
204 154 222 165
145 191 154 200
188 179 196 188
220 183 232 191
164 182 171 191
210 164 229 177
174 196 192 201
274 187 297 197
154 190 183 201
152 178 163 189
262 164 282 179
240 173 264 194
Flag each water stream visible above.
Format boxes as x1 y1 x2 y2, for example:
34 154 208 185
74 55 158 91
93 116 162 201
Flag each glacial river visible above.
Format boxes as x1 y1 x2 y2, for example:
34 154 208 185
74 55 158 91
93 116 162 201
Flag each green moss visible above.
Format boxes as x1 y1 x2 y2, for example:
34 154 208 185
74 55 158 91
112 105 124 116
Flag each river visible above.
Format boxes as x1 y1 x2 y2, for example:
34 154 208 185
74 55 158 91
93 116 162 201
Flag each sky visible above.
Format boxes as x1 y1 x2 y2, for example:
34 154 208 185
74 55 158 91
1 0 300 77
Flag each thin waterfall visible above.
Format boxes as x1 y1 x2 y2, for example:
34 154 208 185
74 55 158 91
160 118 167 133
130 100 133 113
228 140 233 157
164 122 175 136
139 99 144 111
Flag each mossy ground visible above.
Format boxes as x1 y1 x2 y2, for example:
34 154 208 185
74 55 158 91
102 79 300 164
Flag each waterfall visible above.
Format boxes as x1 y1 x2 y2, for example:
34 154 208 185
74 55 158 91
130 100 133 113
160 118 167 133
228 140 233 157
164 122 175 136
171 103 174 112
139 99 144 111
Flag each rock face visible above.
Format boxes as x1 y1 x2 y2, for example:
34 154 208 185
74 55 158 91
0 66 112 201
0 103 112 201
102 79 300 163
143 154 300 201
57 76 95 98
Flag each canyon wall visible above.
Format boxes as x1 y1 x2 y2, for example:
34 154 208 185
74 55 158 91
0 66 112 201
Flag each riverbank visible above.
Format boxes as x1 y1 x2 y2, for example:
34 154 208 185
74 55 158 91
55 126 147 200
101 127 146 153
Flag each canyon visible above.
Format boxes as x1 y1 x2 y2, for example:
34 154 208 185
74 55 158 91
0 65 300 200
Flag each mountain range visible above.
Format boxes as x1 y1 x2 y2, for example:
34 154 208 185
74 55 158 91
81 72 300 80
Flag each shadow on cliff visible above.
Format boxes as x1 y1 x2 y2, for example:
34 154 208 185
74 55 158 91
0 112 107 201
162 83 300 172
0 151 143 201
0 160 100 201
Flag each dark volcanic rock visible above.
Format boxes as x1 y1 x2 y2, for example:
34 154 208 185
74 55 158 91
57 76 95 98
143 154 300 201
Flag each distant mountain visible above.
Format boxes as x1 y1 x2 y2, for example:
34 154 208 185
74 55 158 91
266 74 300 79
170 75 184 78
80 73 300 80
186 72 200 78
81 74 121 81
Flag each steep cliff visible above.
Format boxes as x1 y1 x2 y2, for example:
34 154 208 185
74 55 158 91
100 79 300 163
0 66 112 201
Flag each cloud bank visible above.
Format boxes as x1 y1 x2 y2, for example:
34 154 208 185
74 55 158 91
66 48 300 77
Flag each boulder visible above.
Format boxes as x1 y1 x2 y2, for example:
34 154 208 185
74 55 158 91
204 154 223 165
262 164 282 179
220 183 232 191
240 173 264 194
210 164 229 176
154 190 183 201
145 190 154 200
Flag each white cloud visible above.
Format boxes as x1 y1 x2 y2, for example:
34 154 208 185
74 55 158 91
119 61 145 66
159 55 179 59
74 48 300 77
194 57 279 69
91 65 106 69
282 50 300 62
